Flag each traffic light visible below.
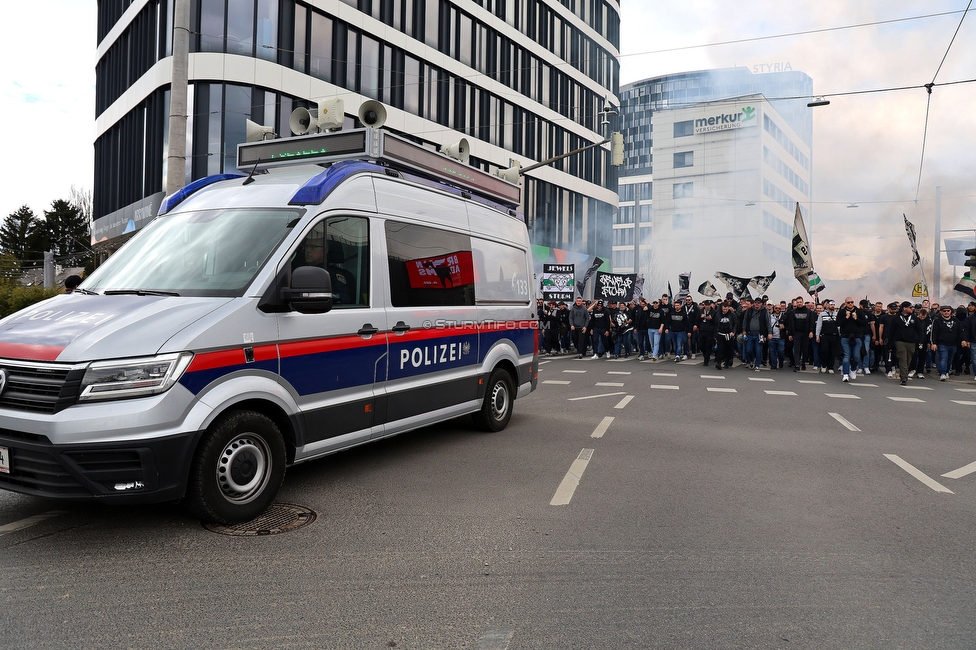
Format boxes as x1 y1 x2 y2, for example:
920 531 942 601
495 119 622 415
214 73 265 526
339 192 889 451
611 132 624 166
954 246 976 299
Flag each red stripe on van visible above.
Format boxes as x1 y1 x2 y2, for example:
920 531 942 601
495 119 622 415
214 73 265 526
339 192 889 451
278 334 384 359
187 349 246 372
0 342 65 361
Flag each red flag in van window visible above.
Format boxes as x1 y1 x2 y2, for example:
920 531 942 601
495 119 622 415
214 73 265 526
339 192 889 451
406 251 475 289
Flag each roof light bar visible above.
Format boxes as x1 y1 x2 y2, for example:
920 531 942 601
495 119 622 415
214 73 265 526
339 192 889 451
158 173 244 215
237 128 521 208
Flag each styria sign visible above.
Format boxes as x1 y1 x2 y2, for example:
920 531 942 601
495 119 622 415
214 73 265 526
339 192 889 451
694 106 757 135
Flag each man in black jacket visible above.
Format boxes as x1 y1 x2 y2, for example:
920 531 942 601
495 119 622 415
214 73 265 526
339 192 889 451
963 303 976 381
787 297 814 371
838 297 867 380
890 301 925 385
931 305 963 381
714 302 738 369
696 300 718 367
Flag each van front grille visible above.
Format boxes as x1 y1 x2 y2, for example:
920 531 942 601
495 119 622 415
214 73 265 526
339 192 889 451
0 362 85 414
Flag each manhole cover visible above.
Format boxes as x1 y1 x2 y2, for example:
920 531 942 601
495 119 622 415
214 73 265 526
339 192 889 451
203 502 317 536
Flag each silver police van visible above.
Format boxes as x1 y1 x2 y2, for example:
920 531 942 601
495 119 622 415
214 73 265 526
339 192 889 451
0 124 537 523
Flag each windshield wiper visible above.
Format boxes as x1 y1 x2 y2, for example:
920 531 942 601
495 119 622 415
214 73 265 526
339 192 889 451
103 289 181 297
72 288 99 295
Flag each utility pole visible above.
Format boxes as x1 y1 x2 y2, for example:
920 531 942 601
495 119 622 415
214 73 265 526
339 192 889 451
166 0 190 196
933 185 941 301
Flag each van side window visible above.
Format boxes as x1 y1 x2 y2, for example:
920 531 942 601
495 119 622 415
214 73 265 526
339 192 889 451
385 221 475 307
471 238 530 304
294 216 370 307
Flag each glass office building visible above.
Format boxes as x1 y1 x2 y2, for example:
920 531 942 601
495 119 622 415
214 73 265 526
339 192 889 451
613 66 813 279
93 0 621 264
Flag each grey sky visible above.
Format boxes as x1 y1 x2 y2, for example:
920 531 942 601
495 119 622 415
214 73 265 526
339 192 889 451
620 1 976 297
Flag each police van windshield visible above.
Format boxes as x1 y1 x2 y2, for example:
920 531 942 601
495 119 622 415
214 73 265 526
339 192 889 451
84 208 302 297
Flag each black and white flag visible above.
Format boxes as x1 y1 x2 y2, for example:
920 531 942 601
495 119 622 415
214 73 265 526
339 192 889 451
714 271 753 300
749 271 776 295
904 214 921 268
595 272 636 301
577 257 605 297
697 281 719 298
676 271 691 300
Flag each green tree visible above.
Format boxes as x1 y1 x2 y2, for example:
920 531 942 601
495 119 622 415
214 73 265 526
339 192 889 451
44 199 92 268
0 205 44 263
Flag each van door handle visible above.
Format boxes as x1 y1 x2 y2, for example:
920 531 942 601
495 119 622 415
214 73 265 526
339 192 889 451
391 321 411 333
358 324 379 337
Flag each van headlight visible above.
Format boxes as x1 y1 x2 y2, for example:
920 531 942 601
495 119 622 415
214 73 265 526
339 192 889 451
79 353 194 401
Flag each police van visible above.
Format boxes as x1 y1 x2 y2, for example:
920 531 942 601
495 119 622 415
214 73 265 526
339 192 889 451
0 117 537 523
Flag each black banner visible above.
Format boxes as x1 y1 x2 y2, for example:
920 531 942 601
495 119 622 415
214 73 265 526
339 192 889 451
596 272 636 301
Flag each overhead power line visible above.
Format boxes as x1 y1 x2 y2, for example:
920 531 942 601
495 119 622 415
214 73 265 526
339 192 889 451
620 8 971 58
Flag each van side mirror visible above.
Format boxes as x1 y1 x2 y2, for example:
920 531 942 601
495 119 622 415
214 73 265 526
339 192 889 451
282 266 333 314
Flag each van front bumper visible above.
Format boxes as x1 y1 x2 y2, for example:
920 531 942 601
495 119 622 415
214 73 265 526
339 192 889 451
0 429 203 503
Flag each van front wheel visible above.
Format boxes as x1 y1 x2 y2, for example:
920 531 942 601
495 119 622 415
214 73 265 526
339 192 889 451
186 410 286 524
473 369 514 432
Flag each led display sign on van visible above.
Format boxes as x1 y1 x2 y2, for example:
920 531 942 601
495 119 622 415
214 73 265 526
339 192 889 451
693 106 758 135
238 131 368 166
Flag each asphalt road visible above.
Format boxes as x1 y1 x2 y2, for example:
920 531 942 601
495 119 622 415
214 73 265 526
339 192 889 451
2 355 976 649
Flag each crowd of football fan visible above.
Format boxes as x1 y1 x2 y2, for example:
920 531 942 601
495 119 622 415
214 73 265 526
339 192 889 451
538 294 976 386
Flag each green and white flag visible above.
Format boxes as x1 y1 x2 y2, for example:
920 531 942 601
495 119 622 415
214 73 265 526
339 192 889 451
792 203 825 295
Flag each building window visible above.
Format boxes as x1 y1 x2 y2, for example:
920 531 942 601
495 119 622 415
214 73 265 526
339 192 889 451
639 205 652 223
673 213 693 230
673 182 694 199
674 120 694 137
673 151 694 168
640 182 653 200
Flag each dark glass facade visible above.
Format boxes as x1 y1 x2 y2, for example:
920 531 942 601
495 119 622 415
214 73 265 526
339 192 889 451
94 0 620 259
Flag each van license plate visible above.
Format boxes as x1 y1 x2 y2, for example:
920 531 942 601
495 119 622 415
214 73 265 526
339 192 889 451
0 446 9 473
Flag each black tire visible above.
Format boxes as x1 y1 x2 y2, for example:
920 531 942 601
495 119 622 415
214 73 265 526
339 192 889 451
472 368 515 432
185 410 286 524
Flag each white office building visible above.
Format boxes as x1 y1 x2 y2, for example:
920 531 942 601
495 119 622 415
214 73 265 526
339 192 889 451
648 95 811 297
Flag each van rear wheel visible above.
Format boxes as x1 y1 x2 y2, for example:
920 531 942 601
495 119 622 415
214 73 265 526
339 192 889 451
473 369 514 432
186 410 286 524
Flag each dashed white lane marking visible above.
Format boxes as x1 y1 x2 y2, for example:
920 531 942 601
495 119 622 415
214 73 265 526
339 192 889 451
0 510 66 537
650 385 679 390
951 400 976 406
901 385 932 390
849 383 878 387
826 393 861 399
539 360 551 365
562 369 587 374
956 388 976 393
568 392 625 401
543 380 572 385
707 387 737 393
887 396 925 402
884 454 953 493
798 380 826 384
829 412 861 431
591 416 614 439
749 377 775 382
474 628 515 650
765 390 797 396
943 460 976 479
551 449 594 506
607 371 632 375
596 382 625 387
653 372 677 377
614 395 634 409
701 374 725 379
